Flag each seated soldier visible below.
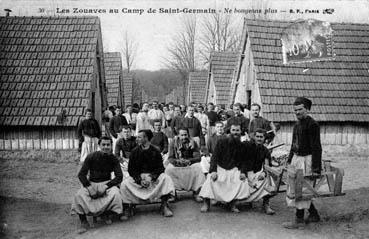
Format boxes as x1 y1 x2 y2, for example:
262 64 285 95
245 128 276 215
120 130 175 217
115 125 137 179
200 121 226 174
165 128 206 202
150 120 169 165
199 124 251 213
71 136 124 234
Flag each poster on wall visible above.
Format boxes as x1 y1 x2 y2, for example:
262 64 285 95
281 19 335 64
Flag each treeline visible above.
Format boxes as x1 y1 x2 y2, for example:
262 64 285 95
132 69 184 102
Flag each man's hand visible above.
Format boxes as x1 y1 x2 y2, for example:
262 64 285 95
183 159 191 166
141 180 150 188
100 184 108 196
239 173 246 181
87 185 98 199
210 172 218 181
140 173 152 188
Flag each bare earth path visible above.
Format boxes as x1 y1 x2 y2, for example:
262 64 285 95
0 149 368 239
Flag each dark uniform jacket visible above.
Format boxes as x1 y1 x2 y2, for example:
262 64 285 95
128 144 165 184
109 115 128 138
78 151 122 189
288 115 322 174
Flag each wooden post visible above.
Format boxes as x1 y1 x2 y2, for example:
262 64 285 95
11 130 19 150
333 167 344 196
324 161 335 192
0 129 4 150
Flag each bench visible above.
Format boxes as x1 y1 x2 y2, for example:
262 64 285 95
265 159 345 201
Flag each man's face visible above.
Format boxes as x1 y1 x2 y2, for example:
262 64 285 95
197 107 204 113
115 108 122 115
169 104 174 111
136 132 147 145
86 111 92 119
142 103 149 112
230 125 241 138
174 107 181 116
187 107 194 117
180 105 186 111
122 128 131 139
207 104 214 111
163 106 168 112
153 122 162 132
251 105 260 118
99 139 112 154
126 106 132 113
152 102 158 109
179 129 189 141
254 132 265 145
294 104 308 120
215 123 224 135
233 106 241 115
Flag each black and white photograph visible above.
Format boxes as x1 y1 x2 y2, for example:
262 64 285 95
0 0 368 238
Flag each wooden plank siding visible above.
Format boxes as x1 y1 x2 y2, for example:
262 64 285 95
277 123 369 145
0 127 79 150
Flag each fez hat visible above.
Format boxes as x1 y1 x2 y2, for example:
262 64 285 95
294 97 312 110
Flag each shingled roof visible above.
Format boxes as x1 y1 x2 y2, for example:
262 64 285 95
188 71 208 104
122 71 133 107
209 51 238 105
0 16 103 127
104 52 123 107
244 19 369 122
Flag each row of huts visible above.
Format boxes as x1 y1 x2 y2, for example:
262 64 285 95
187 18 369 146
0 16 136 150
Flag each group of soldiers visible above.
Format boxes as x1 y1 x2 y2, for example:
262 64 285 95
72 96 322 234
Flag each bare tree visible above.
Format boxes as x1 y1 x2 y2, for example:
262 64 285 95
122 30 139 73
199 13 242 65
163 16 199 77
163 16 200 103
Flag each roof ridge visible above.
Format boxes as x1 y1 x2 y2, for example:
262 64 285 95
245 18 369 26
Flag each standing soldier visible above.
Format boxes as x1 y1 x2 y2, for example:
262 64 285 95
283 97 322 229
248 103 275 143
136 103 152 135
123 105 137 135
225 103 250 138
109 107 128 154
148 100 166 127
181 106 203 146
205 103 219 137
170 105 183 137
77 109 101 163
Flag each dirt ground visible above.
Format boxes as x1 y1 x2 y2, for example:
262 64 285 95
0 147 368 239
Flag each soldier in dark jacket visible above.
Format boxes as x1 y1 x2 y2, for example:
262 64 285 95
283 97 322 229
109 107 128 154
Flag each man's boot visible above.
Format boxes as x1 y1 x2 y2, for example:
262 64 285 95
161 195 173 217
101 212 112 225
262 196 275 215
200 198 210 213
77 214 90 234
193 190 203 203
305 203 320 223
229 200 240 213
283 209 305 229
119 204 130 221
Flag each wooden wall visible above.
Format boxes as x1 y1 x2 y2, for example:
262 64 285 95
278 122 369 145
0 127 79 150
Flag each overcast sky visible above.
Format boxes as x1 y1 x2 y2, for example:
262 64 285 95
1 0 369 70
